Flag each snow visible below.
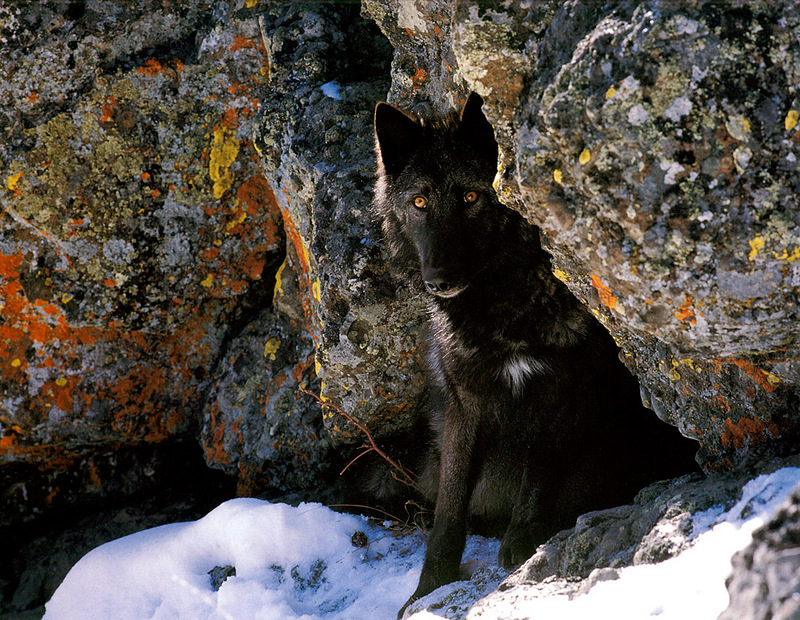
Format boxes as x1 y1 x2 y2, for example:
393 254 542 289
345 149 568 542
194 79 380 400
467 467 800 620
320 81 342 100
44 468 800 620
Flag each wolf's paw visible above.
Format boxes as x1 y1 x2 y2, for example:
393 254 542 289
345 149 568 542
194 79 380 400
498 523 541 568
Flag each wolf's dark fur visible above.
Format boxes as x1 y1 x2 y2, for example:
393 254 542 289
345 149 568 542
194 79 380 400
373 93 697 615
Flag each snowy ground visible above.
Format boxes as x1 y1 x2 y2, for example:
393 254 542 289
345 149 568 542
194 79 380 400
44 467 800 620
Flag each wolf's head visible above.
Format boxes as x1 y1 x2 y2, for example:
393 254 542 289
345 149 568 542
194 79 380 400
373 93 507 299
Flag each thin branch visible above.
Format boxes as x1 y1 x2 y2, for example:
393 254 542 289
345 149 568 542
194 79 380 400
300 387 417 490
326 503 407 525
339 445 373 476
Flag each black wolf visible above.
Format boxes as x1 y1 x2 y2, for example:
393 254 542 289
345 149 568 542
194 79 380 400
372 93 697 615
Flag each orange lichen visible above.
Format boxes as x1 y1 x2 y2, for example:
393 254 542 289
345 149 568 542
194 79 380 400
675 295 697 325
100 95 118 122
411 68 427 89
711 394 731 413
229 36 258 54
137 58 164 76
0 248 209 454
590 275 618 311
721 417 780 449
722 359 780 393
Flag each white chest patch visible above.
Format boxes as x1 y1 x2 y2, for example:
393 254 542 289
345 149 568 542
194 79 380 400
500 355 549 395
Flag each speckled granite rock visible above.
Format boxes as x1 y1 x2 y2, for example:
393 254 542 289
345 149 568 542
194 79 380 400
0 0 306 523
720 485 800 620
362 0 800 471
3 0 800 549
252 2 424 443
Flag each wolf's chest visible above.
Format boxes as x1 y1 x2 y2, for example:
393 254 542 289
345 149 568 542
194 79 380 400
499 354 550 395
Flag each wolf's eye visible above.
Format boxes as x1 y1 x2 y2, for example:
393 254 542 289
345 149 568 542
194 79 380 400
413 196 427 210
464 191 478 203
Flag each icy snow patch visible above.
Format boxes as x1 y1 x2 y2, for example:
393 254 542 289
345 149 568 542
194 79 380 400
43 468 800 620
320 81 342 100
464 467 800 620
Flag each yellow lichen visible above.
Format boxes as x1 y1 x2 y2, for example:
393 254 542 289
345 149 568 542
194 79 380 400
209 126 240 199
201 273 214 288
579 149 591 165
5 171 23 192
679 358 701 372
263 338 280 360
765 371 781 386
605 86 617 99
492 164 503 192
748 236 765 261
774 246 800 263
312 279 321 303
552 269 569 282
660 360 681 381
786 109 799 132
273 259 287 298
225 205 247 231
56 377 68 387
553 169 563 184
11 359 21 368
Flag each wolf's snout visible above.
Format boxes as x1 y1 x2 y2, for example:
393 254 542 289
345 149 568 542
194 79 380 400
424 279 452 294
423 276 464 298
422 267 454 295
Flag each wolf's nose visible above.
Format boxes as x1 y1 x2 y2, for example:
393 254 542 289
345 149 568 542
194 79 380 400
424 280 451 294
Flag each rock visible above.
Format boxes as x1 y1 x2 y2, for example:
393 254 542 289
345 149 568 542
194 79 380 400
720 486 800 620
251 2 426 444
208 565 237 592
438 456 800 620
514 0 800 472
503 472 740 585
0 1 333 522
360 0 800 472
1 439 233 617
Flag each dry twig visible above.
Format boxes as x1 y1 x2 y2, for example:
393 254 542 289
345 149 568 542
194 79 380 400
300 388 418 491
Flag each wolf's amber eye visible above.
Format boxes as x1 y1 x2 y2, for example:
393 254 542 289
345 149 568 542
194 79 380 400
464 190 478 203
413 196 427 210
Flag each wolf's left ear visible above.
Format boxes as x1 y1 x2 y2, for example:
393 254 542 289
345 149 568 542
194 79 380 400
459 92 498 164
374 102 422 176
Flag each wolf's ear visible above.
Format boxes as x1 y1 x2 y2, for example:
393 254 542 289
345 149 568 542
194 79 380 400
374 102 421 176
459 92 498 164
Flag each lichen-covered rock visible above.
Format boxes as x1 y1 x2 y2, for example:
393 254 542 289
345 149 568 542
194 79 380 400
458 457 800 620
252 3 424 443
361 0 800 471
513 0 800 471
0 1 291 523
720 485 800 620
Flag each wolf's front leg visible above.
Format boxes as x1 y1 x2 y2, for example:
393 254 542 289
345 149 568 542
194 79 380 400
399 402 479 618
497 468 553 568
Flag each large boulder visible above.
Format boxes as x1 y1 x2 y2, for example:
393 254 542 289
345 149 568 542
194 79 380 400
252 2 424 446
721 483 800 620
0 1 310 524
362 0 800 472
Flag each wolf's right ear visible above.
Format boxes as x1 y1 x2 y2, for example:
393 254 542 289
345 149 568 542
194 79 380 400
374 103 421 176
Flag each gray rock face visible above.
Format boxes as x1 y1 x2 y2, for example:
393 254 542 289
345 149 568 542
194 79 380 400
0 0 297 520
417 457 800 620
720 487 800 620
252 3 427 444
361 0 800 472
